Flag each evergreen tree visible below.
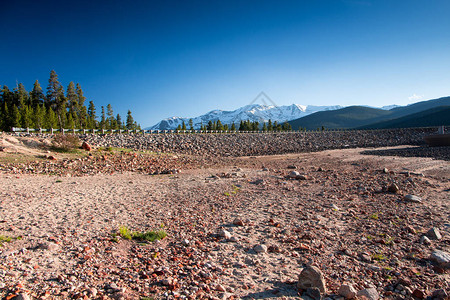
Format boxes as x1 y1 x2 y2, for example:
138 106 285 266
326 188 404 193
66 82 79 127
11 105 21 128
223 124 229 131
87 101 97 129
44 106 58 129
46 70 62 108
189 119 194 131
106 104 115 129
126 110 134 130
100 106 106 129
207 120 213 131
15 83 29 107
33 105 45 128
76 83 87 128
20 105 33 128
30 80 45 107
66 112 75 129
267 119 273 131
262 123 267 131
116 114 122 129
216 120 223 131
181 120 186 131
176 124 182 132
231 122 236 131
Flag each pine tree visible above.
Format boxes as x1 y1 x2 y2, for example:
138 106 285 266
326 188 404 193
231 122 236 131
46 70 62 108
116 114 122 129
262 123 267 131
44 106 58 129
216 120 223 131
189 119 194 131
181 120 186 131
87 101 97 129
100 106 106 129
76 83 87 128
126 110 134 130
33 105 45 128
66 82 79 127
106 104 115 129
207 120 213 131
11 105 21 128
20 105 33 128
30 80 45 107
267 119 273 131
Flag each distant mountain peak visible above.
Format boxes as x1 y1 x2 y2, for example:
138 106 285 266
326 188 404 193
146 103 344 130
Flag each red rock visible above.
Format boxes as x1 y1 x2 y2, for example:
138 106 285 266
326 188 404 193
81 141 92 151
412 289 425 299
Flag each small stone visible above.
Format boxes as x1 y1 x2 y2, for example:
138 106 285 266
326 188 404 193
426 227 441 240
388 183 399 193
262 167 269 171
11 294 31 300
47 155 57 160
81 141 92 151
330 204 340 210
403 194 422 203
87 288 98 297
289 171 300 178
218 229 232 239
216 284 226 292
161 278 173 286
357 287 379 300
338 284 357 299
233 218 245 226
297 174 308 180
287 165 297 169
230 236 239 242
359 252 372 263
182 239 190 246
430 250 450 268
432 289 448 299
297 265 327 294
383 168 389 174
419 235 431 245
305 287 322 300
412 289 425 299
254 244 267 253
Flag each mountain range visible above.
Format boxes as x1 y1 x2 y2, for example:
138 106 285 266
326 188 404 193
147 96 450 130
147 104 343 130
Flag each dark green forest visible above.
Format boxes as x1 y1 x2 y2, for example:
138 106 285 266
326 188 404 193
177 119 292 132
0 70 140 132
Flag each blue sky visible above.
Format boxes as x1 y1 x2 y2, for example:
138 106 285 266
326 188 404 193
1 0 450 127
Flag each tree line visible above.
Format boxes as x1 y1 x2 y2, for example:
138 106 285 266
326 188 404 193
176 119 292 131
0 70 140 132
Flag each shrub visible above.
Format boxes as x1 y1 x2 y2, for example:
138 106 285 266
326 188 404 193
51 134 80 152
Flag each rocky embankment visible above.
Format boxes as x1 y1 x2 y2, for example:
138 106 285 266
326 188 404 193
80 128 434 157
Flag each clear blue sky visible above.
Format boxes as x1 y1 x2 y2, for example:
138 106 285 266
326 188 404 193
1 0 450 127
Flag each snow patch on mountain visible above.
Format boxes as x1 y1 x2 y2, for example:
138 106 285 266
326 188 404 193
147 104 344 130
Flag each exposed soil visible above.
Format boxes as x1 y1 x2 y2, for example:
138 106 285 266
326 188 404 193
0 133 448 300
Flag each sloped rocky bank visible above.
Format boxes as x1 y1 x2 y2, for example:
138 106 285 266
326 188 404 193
80 128 434 157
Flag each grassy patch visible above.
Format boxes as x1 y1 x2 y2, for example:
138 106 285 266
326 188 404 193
372 253 387 261
0 235 17 246
369 213 379 220
117 226 167 243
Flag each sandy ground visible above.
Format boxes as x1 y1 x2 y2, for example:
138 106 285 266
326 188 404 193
0 145 449 299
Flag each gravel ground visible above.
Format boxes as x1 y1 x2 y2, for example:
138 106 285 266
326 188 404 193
0 145 449 299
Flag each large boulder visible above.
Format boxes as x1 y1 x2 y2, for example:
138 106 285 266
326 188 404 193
297 265 327 294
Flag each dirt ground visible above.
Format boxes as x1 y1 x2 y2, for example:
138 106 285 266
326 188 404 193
0 134 449 299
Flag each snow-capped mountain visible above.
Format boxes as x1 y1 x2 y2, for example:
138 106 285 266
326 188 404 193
147 104 344 130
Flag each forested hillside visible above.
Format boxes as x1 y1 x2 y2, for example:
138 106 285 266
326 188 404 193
0 70 140 131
